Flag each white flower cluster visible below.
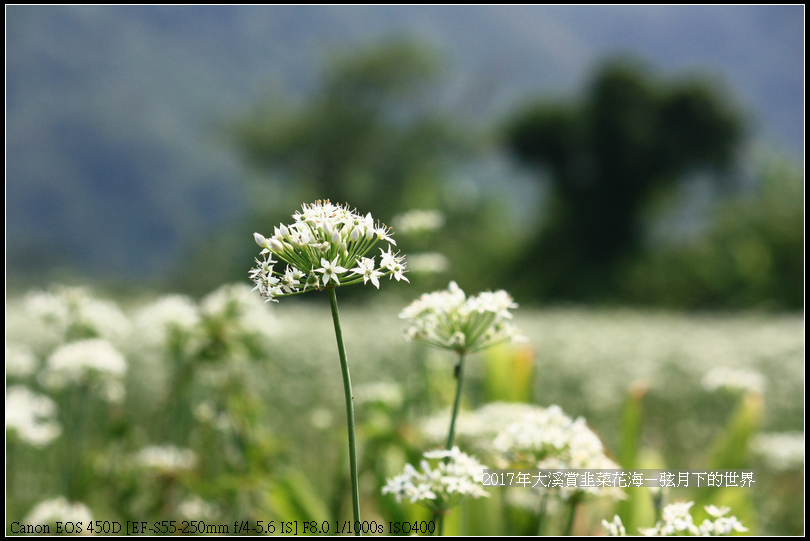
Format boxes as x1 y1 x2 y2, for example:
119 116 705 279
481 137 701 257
400 281 521 354
251 200 407 302
702 366 766 394
382 446 490 511
24 496 93 526
39 339 128 403
6 386 62 447
135 445 197 474
625 502 748 536
24 286 131 344
493 404 622 500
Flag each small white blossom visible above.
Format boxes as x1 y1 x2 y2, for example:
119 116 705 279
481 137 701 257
350 257 383 289
382 447 489 512
316 256 348 286
602 515 627 536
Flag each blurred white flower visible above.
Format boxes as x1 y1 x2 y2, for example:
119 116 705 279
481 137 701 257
493 404 623 501
40 339 127 403
639 501 747 536
354 382 404 408
178 496 219 521
6 343 38 378
406 252 449 274
24 496 93 526
400 281 521 354
136 294 200 347
702 366 766 394
200 283 277 343
6 386 62 447
382 446 489 511
135 445 197 474
24 286 130 343
391 209 445 235
749 431 804 471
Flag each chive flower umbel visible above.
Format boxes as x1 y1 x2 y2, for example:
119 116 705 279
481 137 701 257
250 200 407 302
399 281 521 354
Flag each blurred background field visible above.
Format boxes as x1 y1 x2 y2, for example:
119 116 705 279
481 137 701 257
6 289 804 534
6 5 804 536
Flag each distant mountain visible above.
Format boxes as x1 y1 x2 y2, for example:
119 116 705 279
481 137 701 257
6 6 804 285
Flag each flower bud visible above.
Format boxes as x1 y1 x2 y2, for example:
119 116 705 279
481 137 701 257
253 232 267 247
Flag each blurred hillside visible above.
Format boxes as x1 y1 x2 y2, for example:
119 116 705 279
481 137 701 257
5 6 804 304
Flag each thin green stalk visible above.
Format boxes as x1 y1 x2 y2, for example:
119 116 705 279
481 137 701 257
536 492 548 536
563 497 579 536
432 352 468 535
446 353 467 451
327 287 362 536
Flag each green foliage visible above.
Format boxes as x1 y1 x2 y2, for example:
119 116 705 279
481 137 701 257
622 154 803 309
504 58 744 302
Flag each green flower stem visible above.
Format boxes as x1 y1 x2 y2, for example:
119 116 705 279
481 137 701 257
432 352 468 535
327 287 362 536
536 493 548 536
446 352 467 451
564 495 582 536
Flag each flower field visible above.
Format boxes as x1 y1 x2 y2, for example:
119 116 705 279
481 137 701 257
6 284 804 535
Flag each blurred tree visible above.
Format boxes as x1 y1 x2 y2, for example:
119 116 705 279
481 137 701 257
504 59 743 302
232 39 467 221
178 39 506 297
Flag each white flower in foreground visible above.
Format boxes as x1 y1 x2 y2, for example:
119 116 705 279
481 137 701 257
24 496 93 526
400 281 521 354
639 501 747 536
40 339 127 403
382 447 489 511
135 445 197 475
250 200 407 302
6 386 62 447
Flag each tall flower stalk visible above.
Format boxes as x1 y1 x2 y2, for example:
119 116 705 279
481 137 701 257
250 200 408 534
398 281 521 534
